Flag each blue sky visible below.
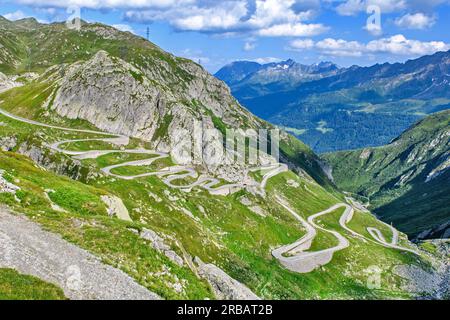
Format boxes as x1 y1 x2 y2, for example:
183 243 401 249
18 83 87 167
1 0 449 72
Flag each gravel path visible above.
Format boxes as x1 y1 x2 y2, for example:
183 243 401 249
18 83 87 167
0 209 160 300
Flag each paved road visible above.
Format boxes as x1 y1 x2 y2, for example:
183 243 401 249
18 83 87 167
0 209 160 300
272 198 419 273
1 107 418 275
0 107 287 195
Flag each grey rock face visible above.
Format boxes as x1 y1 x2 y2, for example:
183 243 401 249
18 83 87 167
140 228 184 267
195 258 260 300
0 169 20 195
394 262 449 299
0 135 17 151
0 71 20 93
47 51 267 180
100 195 132 222
50 51 257 140
17 142 88 181
0 71 37 93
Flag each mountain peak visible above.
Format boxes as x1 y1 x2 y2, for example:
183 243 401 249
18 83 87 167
12 17 42 29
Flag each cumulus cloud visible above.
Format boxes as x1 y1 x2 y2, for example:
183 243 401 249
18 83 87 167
335 0 449 16
336 0 406 16
112 24 135 33
288 34 450 57
124 0 329 37
10 0 330 37
251 57 282 64
13 0 192 9
288 38 315 49
364 23 382 36
367 34 449 55
3 10 28 20
258 22 328 37
395 13 436 29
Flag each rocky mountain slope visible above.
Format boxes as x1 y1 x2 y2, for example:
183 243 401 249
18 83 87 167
215 61 263 86
324 110 450 239
0 17 448 300
0 17 334 187
217 52 450 153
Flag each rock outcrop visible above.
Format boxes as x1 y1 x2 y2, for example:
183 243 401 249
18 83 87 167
195 258 260 300
44 51 273 182
0 169 20 197
140 228 184 267
101 195 132 222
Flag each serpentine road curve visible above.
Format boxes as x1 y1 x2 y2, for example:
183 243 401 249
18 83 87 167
0 108 418 275
0 108 287 196
272 197 418 273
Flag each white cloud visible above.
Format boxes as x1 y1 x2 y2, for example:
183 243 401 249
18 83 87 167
258 22 328 37
367 34 449 55
112 24 135 33
336 0 407 16
315 38 366 56
14 0 192 9
170 1 248 32
395 13 436 29
289 38 315 49
3 10 28 21
336 0 365 16
7 0 330 37
364 23 382 36
124 0 329 37
251 57 282 64
335 0 449 16
288 34 450 57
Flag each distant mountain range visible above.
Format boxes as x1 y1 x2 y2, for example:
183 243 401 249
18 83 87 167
216 59 341 89
1 16 449 300
324 110 450 240
216 52 450 153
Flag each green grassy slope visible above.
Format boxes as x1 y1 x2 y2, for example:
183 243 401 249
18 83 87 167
0 269 66 300
0 17 333 190
0 17 444 300
324 110 450 238
0 112 432 299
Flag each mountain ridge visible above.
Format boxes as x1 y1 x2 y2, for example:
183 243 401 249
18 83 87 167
324 110 450 239
0 17 335 188
217 50 450 153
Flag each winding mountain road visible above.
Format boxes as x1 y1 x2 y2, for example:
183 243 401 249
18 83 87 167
272 198 419 273
0 108 287 195
0 107 418 275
